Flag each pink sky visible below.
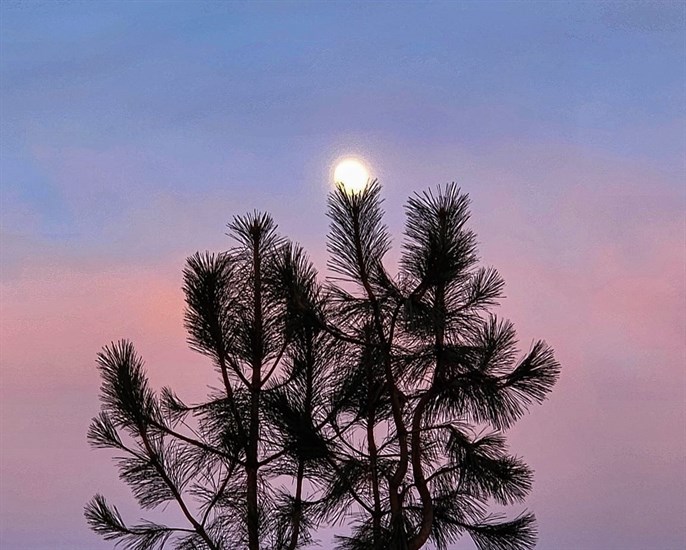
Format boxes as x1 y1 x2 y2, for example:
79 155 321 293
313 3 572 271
2 140 684 549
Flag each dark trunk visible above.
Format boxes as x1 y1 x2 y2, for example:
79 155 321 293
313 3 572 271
408 279 446 550
351 211 409 547
366 354 382 548
247 236 264 550
408 393 433 550
287 461 305 550
288 327 314 550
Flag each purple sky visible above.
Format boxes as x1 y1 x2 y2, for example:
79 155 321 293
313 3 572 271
1 2 685 549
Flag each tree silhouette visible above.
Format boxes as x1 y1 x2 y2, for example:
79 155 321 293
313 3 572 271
320 182 559 550
86 182 559 550
86 213 337 549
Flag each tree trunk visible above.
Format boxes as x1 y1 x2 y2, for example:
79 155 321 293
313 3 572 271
366 360 381 547
247 235 264 550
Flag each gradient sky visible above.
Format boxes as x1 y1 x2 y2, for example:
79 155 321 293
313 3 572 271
1 2 685 549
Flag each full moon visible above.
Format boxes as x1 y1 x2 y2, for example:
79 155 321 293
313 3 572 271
334 158 370 194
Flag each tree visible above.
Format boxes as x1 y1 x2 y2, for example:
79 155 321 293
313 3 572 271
319 182 559 550
85 212 337 549
86 181 559 550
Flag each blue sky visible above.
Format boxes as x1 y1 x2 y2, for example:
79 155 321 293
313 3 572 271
2 1 683 246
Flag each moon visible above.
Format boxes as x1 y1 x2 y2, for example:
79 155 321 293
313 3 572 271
334 158 370 194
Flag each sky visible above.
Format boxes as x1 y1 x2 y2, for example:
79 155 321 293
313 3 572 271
1 1 685 549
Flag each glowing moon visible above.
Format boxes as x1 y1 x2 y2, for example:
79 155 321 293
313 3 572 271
334 158 370 194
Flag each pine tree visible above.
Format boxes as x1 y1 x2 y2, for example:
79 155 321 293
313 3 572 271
319 181 560 550
86 181 559 550
86 213 335 549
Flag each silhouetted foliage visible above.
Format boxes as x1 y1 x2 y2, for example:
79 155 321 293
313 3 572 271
86 181 559 549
